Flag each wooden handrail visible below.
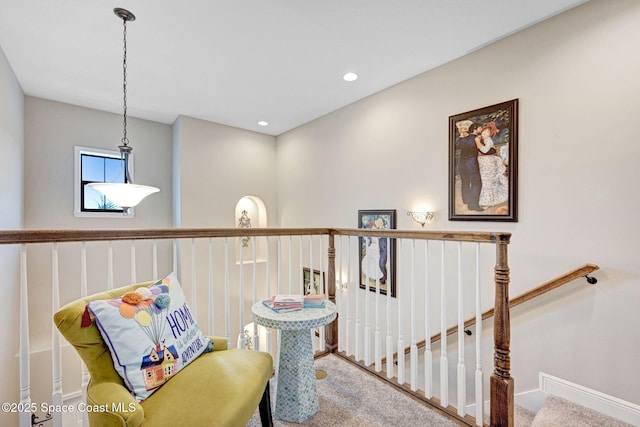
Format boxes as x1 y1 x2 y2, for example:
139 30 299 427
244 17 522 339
332 228 510 244
0 228 332 244
388 263 600 361
0 227 510 245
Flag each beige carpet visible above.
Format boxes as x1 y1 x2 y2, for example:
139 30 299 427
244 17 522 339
530 394 635 427
247 354 463 426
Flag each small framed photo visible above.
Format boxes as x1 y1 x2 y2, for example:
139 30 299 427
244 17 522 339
449 99 518 221
303 268 324 295
358 209 396 298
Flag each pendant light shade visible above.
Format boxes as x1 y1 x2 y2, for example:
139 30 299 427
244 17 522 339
88 183 160 208
88 8 159 214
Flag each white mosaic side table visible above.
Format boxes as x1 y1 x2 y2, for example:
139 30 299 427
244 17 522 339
252 300 337 423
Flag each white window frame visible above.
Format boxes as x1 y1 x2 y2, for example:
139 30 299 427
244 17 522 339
73 145 135 218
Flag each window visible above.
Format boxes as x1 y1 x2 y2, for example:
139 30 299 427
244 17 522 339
74 146 134 217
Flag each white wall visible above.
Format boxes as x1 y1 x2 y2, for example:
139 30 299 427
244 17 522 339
174 115 277 228
277 0 640 404
0 44 23 426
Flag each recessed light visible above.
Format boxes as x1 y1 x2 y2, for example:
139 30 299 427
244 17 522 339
343 72 358 82
258 121 269 126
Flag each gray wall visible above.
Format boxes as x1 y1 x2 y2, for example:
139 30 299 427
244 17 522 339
24 97 173 229
173 115 277 228
276 0 640 404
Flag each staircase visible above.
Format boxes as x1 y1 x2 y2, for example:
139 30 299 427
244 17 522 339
516 395 636 427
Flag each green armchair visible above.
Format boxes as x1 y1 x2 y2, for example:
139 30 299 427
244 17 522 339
54 281 274 427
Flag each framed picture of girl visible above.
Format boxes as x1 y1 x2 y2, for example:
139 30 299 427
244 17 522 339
358 209 396 298
303 268 324 295
448 99 518 221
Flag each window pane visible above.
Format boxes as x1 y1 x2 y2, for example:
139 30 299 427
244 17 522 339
105 157 125 183
81 154 106 182
83 185 105 210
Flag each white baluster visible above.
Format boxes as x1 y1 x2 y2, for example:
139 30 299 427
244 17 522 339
191 238 198 320
107 241 114 290
309 235 313 295
317 234 325 350
297 236 303 296
355 237 361 363
239 237 245 341
457 242 466 415
374 272 381 372
265 237 273 355
337 236 344 353
172 239 178 276
424 240 433 398
51 244 62 427
410 239 418 392
364 234 375 366
224 238 231 347
277 236 282 294
152 239 158 280
19 244 31 427
346 236 352 356
252 236 258 303
80 242 90 426
364 238 371 366
130 240 136 284
319 235 324 293
208 238 215 335
396 239 405 385
288 235 293 294
252 236 259 351
475 243 484 426
386 236 393 379
440 241 448 407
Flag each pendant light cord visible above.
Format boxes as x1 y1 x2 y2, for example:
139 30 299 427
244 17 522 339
121 16 129 147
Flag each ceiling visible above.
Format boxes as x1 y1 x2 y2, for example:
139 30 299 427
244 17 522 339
0 0 588 136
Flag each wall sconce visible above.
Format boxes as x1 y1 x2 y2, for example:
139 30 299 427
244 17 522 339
407 211 435 227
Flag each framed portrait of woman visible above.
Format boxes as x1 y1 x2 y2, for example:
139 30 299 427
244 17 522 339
358 209 396 298
448 99 518 221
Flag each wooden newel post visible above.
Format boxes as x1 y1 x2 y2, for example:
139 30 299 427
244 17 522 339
325 232 338 352
490 234 514 427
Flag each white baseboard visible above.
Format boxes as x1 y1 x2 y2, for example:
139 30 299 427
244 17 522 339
514 389 547 413
465 389 547 419
539 372 640 426
465 374 640 427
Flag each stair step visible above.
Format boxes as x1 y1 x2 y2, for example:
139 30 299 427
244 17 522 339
485 405 536 427
531 394 635 427
515 404 536 427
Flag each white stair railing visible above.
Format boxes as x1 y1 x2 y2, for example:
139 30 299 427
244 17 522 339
3 227 511 427
333 230 509 425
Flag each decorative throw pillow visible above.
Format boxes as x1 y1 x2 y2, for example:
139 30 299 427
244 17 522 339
88 272 212 402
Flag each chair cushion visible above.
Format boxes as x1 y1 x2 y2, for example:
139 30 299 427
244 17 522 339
88 272 211 402
138 348 273 426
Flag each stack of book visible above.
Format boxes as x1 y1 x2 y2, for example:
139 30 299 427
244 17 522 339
262 294 304 313
303 293 326 308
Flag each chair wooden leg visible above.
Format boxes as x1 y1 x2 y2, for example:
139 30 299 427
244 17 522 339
259 382 273 427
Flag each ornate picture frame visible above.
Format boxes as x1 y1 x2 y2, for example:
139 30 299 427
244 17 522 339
449 99 518 221
358 209 396 298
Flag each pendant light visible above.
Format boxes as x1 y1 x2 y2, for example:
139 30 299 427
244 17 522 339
88 8 159 215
